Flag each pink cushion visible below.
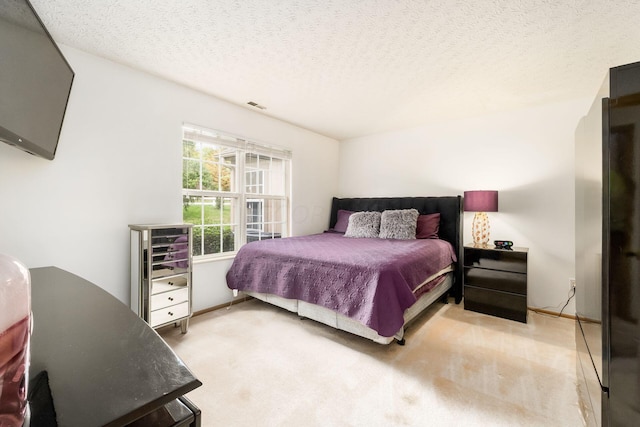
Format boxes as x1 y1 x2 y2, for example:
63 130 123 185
416 213 440 239
332 210 354 233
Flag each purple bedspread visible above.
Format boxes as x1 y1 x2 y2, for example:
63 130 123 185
226 233 456 337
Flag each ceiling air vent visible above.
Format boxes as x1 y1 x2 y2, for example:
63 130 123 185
247 101 267 110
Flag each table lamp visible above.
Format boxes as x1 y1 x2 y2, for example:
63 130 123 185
464 190 498 247
0 254 31 425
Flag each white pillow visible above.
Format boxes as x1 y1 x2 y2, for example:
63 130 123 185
379 209 419 240
344 211 381 238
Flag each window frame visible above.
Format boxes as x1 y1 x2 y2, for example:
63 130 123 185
182 124 291 261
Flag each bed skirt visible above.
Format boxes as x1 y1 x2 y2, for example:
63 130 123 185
243 273 452 345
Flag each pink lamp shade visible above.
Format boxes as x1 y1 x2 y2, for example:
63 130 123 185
464 191 498 246
464 190 498 212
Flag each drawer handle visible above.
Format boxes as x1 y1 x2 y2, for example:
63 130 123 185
168 312 174 316
168 281 173 285
168 297 174 301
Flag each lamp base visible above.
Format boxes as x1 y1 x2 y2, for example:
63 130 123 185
472 212 491 247
0 254 31 427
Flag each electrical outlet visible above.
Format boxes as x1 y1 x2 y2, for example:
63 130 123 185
570 278 576 289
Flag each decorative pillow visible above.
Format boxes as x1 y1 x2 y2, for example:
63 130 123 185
416 213 440 239
344 211 381 238
332 209 354 233
379 209 419 240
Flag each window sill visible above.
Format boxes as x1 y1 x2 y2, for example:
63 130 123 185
193 252 237 264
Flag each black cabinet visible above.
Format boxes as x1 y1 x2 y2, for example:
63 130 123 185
463 246 528 323
575 60 640 426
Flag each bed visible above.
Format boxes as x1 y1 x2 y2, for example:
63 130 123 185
226 196 463 344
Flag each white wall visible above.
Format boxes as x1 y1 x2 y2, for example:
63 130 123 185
0 45 339 311
339 98 592 314
0 42 595 315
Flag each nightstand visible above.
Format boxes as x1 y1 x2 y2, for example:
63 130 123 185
463 245 528 323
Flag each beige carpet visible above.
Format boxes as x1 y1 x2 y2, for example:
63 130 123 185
161 299 584 426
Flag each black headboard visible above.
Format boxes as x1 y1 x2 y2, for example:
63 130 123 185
329 196 463 302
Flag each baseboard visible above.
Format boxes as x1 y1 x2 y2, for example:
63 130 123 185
193 295 251 316
528 307 576 320
195 300 576 320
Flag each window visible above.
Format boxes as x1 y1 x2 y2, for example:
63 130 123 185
182 125 291 259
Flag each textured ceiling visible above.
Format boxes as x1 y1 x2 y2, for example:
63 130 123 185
29 0 640 140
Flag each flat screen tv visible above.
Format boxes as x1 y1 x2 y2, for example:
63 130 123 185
0 0 74 160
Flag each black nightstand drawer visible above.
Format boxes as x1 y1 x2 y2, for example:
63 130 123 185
463 245 528 323
464 285 527 323
463 248 527 273
464 268 526 295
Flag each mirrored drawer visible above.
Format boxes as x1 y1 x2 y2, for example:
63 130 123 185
150 301 190 328
151 287 189 310
152 275 188 294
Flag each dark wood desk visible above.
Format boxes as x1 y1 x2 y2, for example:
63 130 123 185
27 267 202 426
